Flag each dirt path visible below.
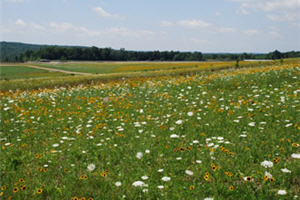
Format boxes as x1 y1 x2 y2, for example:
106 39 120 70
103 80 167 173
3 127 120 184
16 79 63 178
25 65 93 76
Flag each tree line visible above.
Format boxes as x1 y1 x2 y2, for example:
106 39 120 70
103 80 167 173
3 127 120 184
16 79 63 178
18 47 204 62
19 47 300 62
1 42 299 62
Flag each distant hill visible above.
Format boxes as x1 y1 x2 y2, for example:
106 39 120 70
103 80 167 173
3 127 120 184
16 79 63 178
0 42 47 61
0 42 87 62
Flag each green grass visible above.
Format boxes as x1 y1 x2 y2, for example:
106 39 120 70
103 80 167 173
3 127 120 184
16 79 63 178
0 65 69 80
0 62 299 199
34 60 269 74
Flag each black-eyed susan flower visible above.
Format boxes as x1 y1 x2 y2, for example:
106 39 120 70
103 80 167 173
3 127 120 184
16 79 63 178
204 175 209 181
37 188 43 194
190 185 195 190
19 178 24 183
72 197 79 200
64 168 68 173
21 186 27 191
270 177 275 183
35 154 42 158
87 198 93 200
1 186 7 190
263 175 268 181
244 176 252 182
13 187 18 193
280 147 284 151
292 143 299 148
229 186 234 191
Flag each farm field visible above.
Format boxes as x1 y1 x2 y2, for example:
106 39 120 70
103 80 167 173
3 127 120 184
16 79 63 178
0 62 300 199
34 60 273 74
0 65 70 80
0 60 290 91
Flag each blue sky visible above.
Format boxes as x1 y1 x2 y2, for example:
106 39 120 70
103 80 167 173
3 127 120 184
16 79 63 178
1 0 299 52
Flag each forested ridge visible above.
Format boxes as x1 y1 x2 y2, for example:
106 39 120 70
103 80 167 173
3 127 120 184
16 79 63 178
1 41 299 62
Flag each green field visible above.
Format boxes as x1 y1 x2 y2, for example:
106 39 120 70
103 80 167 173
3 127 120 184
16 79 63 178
0 65 70 80
0 62 299 199
34 60 267 74
0 60 289 91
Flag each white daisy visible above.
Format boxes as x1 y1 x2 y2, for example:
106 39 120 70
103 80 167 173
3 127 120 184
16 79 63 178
161 176 171 182
157 185 164 189
132 181 148 187
175 120 183 125
170 134 180 138
261 160 274 168
115 181 121 187
281 168 291 173
278 190 287 195
136 152 143 159
291 153 300 159
185 170 193 176
87 163 96 171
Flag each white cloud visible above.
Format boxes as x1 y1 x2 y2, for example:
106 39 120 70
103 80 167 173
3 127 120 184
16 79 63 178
159 20 174 27
219 27 237 33
50 22 76 33
243 29 261 35
105 27 154 37
177 20 211 28
267 13 298 22
229 0 300 24
269 31 281 38
236 3 251 15
4 19 46 33
93 7 122 19
15 19 27 26
262 0 300 12
3 19 153 39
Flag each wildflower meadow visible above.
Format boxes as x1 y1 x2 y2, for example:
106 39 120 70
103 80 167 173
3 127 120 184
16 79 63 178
0 62 299 199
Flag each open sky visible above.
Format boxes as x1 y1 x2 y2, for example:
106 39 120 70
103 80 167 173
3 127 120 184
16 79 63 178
1 0 299 52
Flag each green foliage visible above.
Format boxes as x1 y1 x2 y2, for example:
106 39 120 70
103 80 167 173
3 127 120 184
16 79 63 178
0 65 69 80
1 42 300 62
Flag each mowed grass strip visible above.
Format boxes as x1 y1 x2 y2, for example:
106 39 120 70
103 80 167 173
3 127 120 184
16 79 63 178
0 65 70 80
